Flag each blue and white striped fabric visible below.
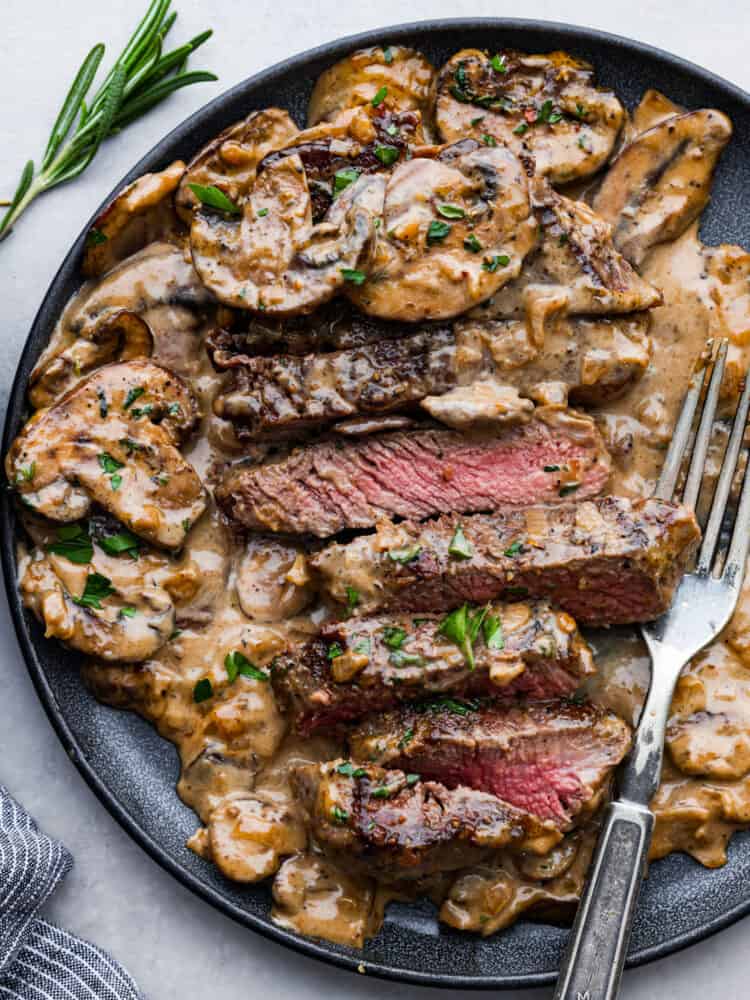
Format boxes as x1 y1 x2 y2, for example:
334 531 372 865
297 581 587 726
0 785 142 1000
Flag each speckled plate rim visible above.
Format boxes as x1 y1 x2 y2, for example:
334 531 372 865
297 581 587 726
3 17 750 989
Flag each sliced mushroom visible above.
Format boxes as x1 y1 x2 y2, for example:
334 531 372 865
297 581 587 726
347 139 537 321
19 537 176 663
435 49 624 185
82 161 186 277
175 108 299 222
190 152 377 314
235 536 314 622
28 310 153 410
308 45 436 128
7 361 206 549
593 108 733 265
421 377 534 429
204 791 307 882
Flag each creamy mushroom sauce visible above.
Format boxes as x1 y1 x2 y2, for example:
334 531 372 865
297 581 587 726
11 77 750 949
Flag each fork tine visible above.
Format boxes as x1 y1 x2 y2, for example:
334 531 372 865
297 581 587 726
722 447 750 588
653 353 711 501
697 359 750 574
682 341 728 510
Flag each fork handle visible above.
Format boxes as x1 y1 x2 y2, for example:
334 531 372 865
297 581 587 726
553 799 654 1000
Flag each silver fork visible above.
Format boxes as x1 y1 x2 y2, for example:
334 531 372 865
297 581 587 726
554 340 750 1000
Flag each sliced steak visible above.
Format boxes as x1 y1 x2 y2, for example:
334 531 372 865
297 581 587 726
216 409 611 537
292 760 560 880
311 496 700 625
271 601 595 735
349 700 631 826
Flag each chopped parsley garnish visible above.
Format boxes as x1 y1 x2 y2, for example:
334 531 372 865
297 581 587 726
15 462 36 484
47 523 92 564
448 523 473 559
513 122 529 136
371 85 388 107
464 233 482 253
224 649 268 683
382 626 407 650
327 642 344 660
437 203 465 219
193 678 213 703
87 227 108 246
578 133 592 153
559 482 581 497
119 438 143 455
424 696 478 716
336 761 367 778
438 603 492 669
98 452 124 474
427 220 451 244
353 637 371 656
504 540 522 558
537 99 562 124
481 134 498 146
388 543 422 564
483 613 505 650
334 166 361 195
544 464 561 472
398 727 414 750
130 404 153 418
470 115 485 126
188 183 241 215
169 630 182 641
389 650 424 668
98 529 140 559
110 473 122 491
341 268 366 285
482 254 510 273
489 53 507 73
575 102 587 119
406 773 420 786
345 585 360 613
374 144 399 166
123 386 144 410
372 783 399 799
385 123 399 136
167 402 181 417
330 804 349 824
97 390 108 418
71 572 114 610
119 606 137 618
257 207 269 217
383 46 394 64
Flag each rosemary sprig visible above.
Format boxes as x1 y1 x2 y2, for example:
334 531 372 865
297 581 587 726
0 0 216 241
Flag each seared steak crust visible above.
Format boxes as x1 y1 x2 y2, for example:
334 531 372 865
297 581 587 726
271 601 595 735
350 700 632 826
292 760 560 880
216 410 611 537
311 496 700 625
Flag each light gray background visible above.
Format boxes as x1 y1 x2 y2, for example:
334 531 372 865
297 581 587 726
1 1 748 996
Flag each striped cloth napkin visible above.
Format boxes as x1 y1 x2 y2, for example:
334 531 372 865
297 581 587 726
0 785 142 999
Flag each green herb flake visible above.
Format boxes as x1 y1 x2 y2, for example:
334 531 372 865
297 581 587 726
193 678 213 703
383 46 394 64
385 123 399 136
464 233 482 253
481 134 498 146
504 540 522 558
225 649 268 683
353 638 371 656
87 227 108 246
427 220 451 244
374 144 399 166
189 183 241 215
482 254 510 273
575 102 587 119
169 630 182 642
98 452 124 474
371 85 388 107
98 529 140 559
341 268 366 285
483 614 505 650
167 402 181 417
388 544 422 564
437 203 465 219
119 606 137 618
470 115 485 126
71 572 114 610
123 386 144 410
559 482 581 497
448 524 473 560
578 133 592 153
327 642 344 660
398 727 414 750
333 166 361 196
372 784 398 799
110 473 122 491
389 650 424 668
382 626 407 650
558 232 569 246
406 773 420 786
336 761 367 778
537 99 562 124
47 523 93 564
256 207 269 217
513 122 529 136
490 53 507 73
544 464 560 472
345 585 360 613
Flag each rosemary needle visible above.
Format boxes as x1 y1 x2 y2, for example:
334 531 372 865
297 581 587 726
0 0 216 241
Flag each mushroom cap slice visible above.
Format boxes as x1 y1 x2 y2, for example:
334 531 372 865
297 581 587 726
175 108 299 222
28 310 153 410
308 45 436 128
190 153 377 315
593 108 733 265
82 161 185 277
20 546 175 663
435 48 624 185
7 360 207 549
346 140 537 322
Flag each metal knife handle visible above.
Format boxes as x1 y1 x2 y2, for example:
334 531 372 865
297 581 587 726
553 799 654 1000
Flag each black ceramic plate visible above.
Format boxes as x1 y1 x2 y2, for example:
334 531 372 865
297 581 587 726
3 18 750 990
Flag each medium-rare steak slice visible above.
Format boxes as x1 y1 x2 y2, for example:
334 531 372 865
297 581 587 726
311 496 700 625
349 700 632 826
216 409 611 537
271 600 595 735
292 760 560 880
